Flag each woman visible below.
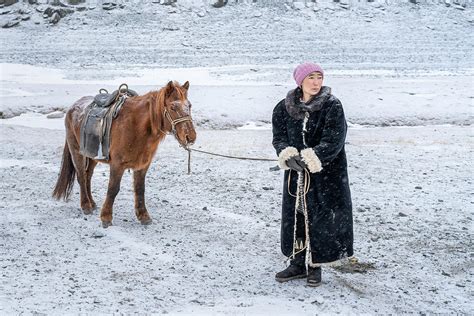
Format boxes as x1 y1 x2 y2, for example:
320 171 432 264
272 62 353 287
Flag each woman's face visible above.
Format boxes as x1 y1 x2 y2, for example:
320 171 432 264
301 71 323 97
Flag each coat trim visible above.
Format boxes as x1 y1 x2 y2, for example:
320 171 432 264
285 86 332 120
300 148 322 173
308 255 357 268
278 147 299 170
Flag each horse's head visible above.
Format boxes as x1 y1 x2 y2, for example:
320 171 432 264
161 80 196 148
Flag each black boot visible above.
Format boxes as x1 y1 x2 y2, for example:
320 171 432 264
275 264 306 282
307 266 322 287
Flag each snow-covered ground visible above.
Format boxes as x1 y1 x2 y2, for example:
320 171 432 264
0 122 472 314
0 1 473 315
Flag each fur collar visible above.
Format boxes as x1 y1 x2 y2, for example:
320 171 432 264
285 86 332 120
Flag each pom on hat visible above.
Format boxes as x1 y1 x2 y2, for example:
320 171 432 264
293 62 324 86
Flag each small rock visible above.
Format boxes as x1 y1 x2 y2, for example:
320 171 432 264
254 11 262 17
202 206 208 211
269 166 280 172
262 187 274 191
91 231 105 238
398 212 408 217
415 186 422 190
47 111 64 118
162 25 179 31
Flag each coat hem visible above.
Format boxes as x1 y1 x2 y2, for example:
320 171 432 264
307 255 356 268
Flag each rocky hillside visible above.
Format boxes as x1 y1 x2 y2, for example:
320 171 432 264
1 0 472 72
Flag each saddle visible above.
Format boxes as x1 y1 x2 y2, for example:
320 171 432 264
79 84 138 160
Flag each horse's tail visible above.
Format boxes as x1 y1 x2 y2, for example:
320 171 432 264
52 141 76 201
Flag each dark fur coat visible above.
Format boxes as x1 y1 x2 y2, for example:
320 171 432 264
272 86 353 264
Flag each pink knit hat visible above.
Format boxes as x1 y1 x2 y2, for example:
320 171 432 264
293 62 324 86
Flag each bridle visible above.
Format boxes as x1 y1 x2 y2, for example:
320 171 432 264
163 107 193 134
158 100 193 149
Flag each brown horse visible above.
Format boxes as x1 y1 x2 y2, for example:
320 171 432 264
52 81 196 228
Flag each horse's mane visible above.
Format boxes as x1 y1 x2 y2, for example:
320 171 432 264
149 82 186 135
148 88 164 136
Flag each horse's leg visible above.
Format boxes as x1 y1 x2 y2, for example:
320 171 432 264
85 158 98 210
66 131 95 214
100 165 125 228
133 167 152 225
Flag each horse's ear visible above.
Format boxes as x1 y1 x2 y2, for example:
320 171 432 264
182 81 190 91
165 81 174 97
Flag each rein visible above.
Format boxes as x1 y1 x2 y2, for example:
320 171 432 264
187 148 277 162
185 148 277 175
154 96 277 173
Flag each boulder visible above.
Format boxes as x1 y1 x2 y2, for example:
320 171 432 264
2 17 20 28
43 7 54 17
293 2 305 10
50 11 61 24
212 0 227 8
49 0 68 7
66 0 85 4
0 0 18 7
102 2 117 10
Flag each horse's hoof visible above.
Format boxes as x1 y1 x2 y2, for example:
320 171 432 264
102 221 112 228
140 218 153 226
83 208 94 215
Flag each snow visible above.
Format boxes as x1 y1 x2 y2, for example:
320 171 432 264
0 1 473 315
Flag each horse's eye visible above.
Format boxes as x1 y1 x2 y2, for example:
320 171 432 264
171 104 179 111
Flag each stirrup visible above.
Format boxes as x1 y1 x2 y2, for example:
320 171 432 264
94 146 106 160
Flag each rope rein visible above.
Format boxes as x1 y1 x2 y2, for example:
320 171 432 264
184 148 277 175
187 148 277 162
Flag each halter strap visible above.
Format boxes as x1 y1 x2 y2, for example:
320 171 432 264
164 108 192 132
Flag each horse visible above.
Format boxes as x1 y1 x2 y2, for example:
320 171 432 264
52 81 196 228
